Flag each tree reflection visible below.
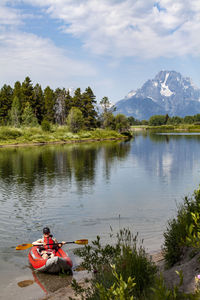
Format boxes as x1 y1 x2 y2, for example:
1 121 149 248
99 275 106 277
0 141 131 194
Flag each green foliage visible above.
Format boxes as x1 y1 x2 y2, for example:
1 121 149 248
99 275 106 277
67 107 84 133
102 112 116 129
0 84 13 124
163 186 200 267
41 120 51 132
0 127 22 140
73 228 157 299
149 115 167 126
149 271 200 300
96 265 136 300
9 96 21 127
167 116 183 125
115 114 130 133
22 102 38 127
44 86 55 123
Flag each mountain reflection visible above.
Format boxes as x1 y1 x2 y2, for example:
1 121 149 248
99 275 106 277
133 134 200 182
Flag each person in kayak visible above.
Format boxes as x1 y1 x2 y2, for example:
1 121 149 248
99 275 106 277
32 227 64 259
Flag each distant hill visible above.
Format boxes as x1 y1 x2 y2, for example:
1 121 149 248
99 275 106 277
115 71 200 120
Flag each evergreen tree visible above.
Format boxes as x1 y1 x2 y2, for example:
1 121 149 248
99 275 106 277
22 102 38 127
44 86 55 123
82 87 97 129
13 81 22 102
72 88 82 109
67 107 84 133
9 96 21 127
33 83 44 124
13 81 22 122
21 77 34 114
0 84 13 124
65 89 72 118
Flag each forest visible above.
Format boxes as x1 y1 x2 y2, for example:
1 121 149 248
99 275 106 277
0 77 131 134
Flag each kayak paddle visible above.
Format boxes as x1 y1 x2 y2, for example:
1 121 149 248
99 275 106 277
16 239 88 250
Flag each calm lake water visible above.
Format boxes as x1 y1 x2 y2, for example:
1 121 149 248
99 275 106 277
1 133 200 299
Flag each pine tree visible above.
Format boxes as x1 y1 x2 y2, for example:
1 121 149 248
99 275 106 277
10 96 21 127
65 89 72 118
72 88 82 109
22 102 38 127
82 87 97 128
21 77 34 114
44 86 55 123
33 84 44 124
0 84 13 124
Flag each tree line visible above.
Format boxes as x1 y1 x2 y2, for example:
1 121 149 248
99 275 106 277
128 114 200 126
0 77 131 133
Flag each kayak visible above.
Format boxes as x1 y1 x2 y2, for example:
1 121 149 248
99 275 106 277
28 246 73 273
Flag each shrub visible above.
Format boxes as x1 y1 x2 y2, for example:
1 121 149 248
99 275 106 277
41 120 51 132
72 229 157 299
0 127 22 140
163 187 200 267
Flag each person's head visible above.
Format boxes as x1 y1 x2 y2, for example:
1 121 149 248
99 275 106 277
43 227 50 236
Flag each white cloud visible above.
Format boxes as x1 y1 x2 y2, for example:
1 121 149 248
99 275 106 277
16 0 200 58
0 4 22 26
0 2 96 88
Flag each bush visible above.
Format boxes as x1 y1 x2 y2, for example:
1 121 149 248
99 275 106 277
0 127 22 140
72 229 157 299
41 120 51 132
163 187 200 267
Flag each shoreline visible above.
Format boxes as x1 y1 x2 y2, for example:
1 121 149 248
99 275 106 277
40 250 165 300
0 137 127 149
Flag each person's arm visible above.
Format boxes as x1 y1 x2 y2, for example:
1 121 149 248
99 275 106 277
32 238 43 245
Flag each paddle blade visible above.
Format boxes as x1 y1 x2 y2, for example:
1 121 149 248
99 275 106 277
16 243 33 250
74 239 88 245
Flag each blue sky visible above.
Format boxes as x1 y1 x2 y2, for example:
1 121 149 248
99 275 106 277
1 0 200 103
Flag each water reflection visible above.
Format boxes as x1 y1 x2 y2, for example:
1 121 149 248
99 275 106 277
2 134 200 298
132 134 200 183
0 141 130 193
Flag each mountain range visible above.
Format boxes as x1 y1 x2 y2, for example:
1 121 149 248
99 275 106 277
115 71 200 120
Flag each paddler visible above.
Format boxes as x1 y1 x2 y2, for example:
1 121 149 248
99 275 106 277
32 227 65 259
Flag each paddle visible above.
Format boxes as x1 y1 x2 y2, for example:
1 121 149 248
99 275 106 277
16 239 88 250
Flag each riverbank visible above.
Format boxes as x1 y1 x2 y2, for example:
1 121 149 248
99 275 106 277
40 249 200 299
0 126 127 148
131 124 200 132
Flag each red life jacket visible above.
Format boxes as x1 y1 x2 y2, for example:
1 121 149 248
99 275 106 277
43 235 55 250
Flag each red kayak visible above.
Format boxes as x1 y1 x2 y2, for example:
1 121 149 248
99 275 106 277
28 246 73 273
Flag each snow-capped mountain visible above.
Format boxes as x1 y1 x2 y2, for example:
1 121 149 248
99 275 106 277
115 71 200 120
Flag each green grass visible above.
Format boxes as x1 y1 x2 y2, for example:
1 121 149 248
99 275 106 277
132 124 200 132
0 126 124 146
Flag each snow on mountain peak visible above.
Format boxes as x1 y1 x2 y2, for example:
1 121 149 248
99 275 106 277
160 72 174 97
126 90 136 98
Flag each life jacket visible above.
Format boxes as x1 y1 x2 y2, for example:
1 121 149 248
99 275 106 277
43 235 56 250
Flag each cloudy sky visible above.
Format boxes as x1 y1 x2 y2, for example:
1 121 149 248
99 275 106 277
1 0 200 103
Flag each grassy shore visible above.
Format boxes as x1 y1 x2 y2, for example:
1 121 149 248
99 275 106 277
131 124 200 132
0 126 126 147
